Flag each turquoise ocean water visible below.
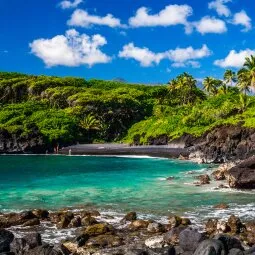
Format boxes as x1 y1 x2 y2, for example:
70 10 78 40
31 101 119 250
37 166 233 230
0 155 254 224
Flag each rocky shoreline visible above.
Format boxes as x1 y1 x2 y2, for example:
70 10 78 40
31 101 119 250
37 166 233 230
1 162 255 254
1 207 255 255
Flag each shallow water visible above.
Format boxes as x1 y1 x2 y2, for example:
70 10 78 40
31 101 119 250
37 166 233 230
0 155 254 222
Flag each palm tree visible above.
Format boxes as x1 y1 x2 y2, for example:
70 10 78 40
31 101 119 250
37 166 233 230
224 70 237 89
244 55 255 86
237 55 255 91
79 114 102 142
203 77 217 95
239 93 251 113
237 68 251 95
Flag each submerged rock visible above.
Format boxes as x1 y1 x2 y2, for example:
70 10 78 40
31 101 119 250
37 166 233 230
213 203 229 210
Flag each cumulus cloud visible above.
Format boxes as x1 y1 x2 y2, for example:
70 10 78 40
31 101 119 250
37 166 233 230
118 43 165 67
68 9 123 28
194 16 227 34
29 29 111 67
167 44 212 65
214 49 255 68
129 4 193 33
232 10 252 32
118 43 211 68
59 0 83 9
208 0 231 17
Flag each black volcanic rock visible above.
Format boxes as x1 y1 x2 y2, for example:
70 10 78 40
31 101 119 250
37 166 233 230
228 156 255 189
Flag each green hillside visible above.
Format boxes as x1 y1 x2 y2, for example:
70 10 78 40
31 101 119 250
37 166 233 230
0 56 255 147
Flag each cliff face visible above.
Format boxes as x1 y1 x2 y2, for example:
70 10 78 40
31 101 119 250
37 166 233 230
0 128 48 154
190 125 255 163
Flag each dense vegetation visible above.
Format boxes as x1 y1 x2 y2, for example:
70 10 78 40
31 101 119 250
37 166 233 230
1 56 255 148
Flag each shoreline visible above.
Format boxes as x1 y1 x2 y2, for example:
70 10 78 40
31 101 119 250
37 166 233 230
58 143 190 159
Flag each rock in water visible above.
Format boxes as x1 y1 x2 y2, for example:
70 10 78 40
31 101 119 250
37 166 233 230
0 229 14 253
123 212 137 222
228 156 255 189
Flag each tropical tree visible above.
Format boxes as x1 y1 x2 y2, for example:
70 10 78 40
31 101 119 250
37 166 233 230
79 114 102 142
236 55 255 94
239 93 251 113
168 72 203 105
224 69 237 89
203 77 218 95
237 68 251 95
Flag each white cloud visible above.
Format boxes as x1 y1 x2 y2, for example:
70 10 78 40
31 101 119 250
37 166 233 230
68 9 123 28
214 49 255 68
29 29 111 67
59 0 83 9
167 44 212 66
208 0 231 17
194 16 227 34
232 10 252 32
118 43 211 68
129 5 193 33
118 43 165 67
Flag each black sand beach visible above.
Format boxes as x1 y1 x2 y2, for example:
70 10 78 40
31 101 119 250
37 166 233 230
59 144 190 158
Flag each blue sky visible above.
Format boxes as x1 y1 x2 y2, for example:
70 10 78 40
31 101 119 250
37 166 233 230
0 0 254 83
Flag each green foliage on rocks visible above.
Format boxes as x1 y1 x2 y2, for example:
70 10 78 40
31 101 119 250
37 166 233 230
1 56 255 146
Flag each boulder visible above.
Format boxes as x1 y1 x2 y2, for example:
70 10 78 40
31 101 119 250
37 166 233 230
147 222 165 233
22 218 40 227
244 246 255 254
0 230 14 253
214 234 244 253
205 219 218 235
168 215 182 228
144 236 164 249
32 209 49 219
213 204 229 210
193 239 226 255
0 211 38 228
76 234 89 247
128 220 149 230
122 212 137 222
24 244 63 255
227 215 244 234
10 233 42 254
84 223 113 236
228 156 255 189
68 216 81 228
86 234 123 248
216 220 229 234
179 227 207 252
197 174 211 185
81 210 100 218
181 218 191 226
228 248 244 255
245 221 255 245
163 226 186 245
81 216 98 227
